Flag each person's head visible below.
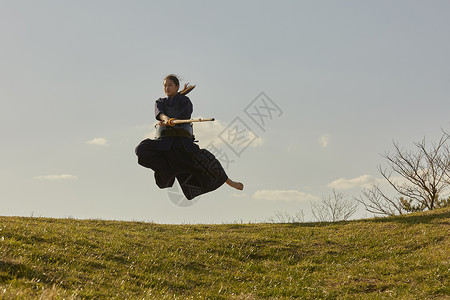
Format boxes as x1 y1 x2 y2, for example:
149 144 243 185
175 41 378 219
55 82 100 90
163 74 196 97
163 74 180 98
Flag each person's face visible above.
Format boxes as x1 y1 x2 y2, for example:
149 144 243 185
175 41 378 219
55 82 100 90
163 79 179 98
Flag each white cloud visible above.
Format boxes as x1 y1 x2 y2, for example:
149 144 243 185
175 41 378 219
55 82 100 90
193 118 227 148
318 134 330 148
34 174 78 181
253 189 319 202
388 175 411 186
247 132 264 147
230 192 247 198
328 175 382 190
87 138 109 146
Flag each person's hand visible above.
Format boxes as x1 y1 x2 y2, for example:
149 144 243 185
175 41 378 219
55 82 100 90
159 115 171 126
166 118 176 126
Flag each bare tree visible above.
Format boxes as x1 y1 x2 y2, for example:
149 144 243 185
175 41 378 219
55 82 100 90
358 131 450 216
311 190 358 222
267 210 305 223
358 184 406 216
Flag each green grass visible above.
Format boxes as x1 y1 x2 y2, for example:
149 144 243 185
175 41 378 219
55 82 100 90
1 208 449 299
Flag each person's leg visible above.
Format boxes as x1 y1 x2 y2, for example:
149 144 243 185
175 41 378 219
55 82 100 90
135 139 166 170
135 139 174 188
226 178 244 190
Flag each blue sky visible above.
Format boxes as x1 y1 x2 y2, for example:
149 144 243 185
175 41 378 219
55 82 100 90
1 0 449 223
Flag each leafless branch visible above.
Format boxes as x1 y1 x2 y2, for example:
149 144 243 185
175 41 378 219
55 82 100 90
356 184 405 216
312 190 358 222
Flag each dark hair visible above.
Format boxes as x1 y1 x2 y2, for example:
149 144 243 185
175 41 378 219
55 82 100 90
164 74 196 95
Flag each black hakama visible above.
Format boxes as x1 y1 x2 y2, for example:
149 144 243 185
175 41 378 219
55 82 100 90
135 136 228 200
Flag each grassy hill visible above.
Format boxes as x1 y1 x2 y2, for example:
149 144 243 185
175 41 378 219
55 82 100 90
0 208 449 299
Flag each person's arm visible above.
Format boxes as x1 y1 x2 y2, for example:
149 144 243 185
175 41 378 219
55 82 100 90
155 95 193 125
155 99 170 125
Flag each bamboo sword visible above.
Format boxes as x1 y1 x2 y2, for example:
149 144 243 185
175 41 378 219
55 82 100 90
167 118 215 126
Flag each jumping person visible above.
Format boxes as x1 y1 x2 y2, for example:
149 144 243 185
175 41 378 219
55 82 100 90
135 74 244 200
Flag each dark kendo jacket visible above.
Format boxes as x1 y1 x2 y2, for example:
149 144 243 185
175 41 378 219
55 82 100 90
153 93 198 152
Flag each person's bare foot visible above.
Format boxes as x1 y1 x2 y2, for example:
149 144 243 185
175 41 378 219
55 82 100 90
226 179 244 190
